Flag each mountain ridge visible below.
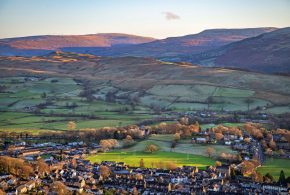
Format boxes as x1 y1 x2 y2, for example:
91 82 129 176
0 28 277 57
0 33 156 52
62 27 277 59
187 27 290 74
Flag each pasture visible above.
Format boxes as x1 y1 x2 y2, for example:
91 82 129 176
87 151 215 168
120 134 237 158
87 134 236 168
257 158 290 180
88 134 290 174
144 84 276 112
0 77 155 132
0 75 289 133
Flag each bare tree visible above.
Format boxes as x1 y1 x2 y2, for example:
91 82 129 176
140 158 145 168
215 133 224 141
50 181 71 195
36 159 50 177
166 161 177 170
215 161 222 166
99 165 111 179
269 140 276 150
245 98 254 112
67 121 76 130
206 147 215 158
174 133 181 141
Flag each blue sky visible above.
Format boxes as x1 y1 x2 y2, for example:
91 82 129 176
0 0 290 39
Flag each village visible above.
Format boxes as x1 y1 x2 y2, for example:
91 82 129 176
0 118 289 194
0 141 289 194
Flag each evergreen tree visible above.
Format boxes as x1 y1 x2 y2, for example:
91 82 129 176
41 92 47 99
278 170 286 186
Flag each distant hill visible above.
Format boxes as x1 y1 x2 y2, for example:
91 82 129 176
188 27 290 74
0 33 156 56
0 28 276 58
62 27 277 60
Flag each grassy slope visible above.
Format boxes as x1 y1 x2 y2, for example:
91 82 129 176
87 134 234 168
257 158 290 180
1 53 290 115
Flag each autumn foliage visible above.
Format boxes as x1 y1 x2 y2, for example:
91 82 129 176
145 144 158 153
0 156 34 179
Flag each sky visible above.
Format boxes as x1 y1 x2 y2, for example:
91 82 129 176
0 0 290 39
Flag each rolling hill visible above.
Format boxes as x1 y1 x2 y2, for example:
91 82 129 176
188 27 290 74
0 52 290 113
0 33 156 56
61 28 277 60
0 28 276 58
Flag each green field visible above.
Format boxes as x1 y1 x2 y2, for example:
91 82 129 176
144 84 276 112
87 134 235 168
0 77 156 132
87 151 215 168
257 158 290 180
0 76 289 133
0 111 152 131
121 134 236 157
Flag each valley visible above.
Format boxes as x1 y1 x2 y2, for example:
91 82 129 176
0 28 290 195
1 1 290 194
0 52 290 132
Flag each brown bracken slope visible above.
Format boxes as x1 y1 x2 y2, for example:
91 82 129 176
0 51 290 105
189 27 290 74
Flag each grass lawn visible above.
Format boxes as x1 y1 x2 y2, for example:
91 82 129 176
87 151 215 168
87 134 235 168
257 158 290 180
123 134 236 158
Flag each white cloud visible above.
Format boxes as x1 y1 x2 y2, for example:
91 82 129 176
163 12 180 20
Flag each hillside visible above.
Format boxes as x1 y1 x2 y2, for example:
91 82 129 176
0 28 276 58
62 28 277 60
188 27 290 74
0 33 156 56
1 52 290 113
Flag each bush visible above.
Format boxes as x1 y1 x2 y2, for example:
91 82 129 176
145 144 158 153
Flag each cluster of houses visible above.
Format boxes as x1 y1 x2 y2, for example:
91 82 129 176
0 157 289 194
272 133 290 157
0 140 288 194
1 141 99 159
191 126 290 162
192 128 244 146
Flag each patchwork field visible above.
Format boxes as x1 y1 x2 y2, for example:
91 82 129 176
142 84 273 111
0 77 155 132
0 53 290 132
0 53 290 116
